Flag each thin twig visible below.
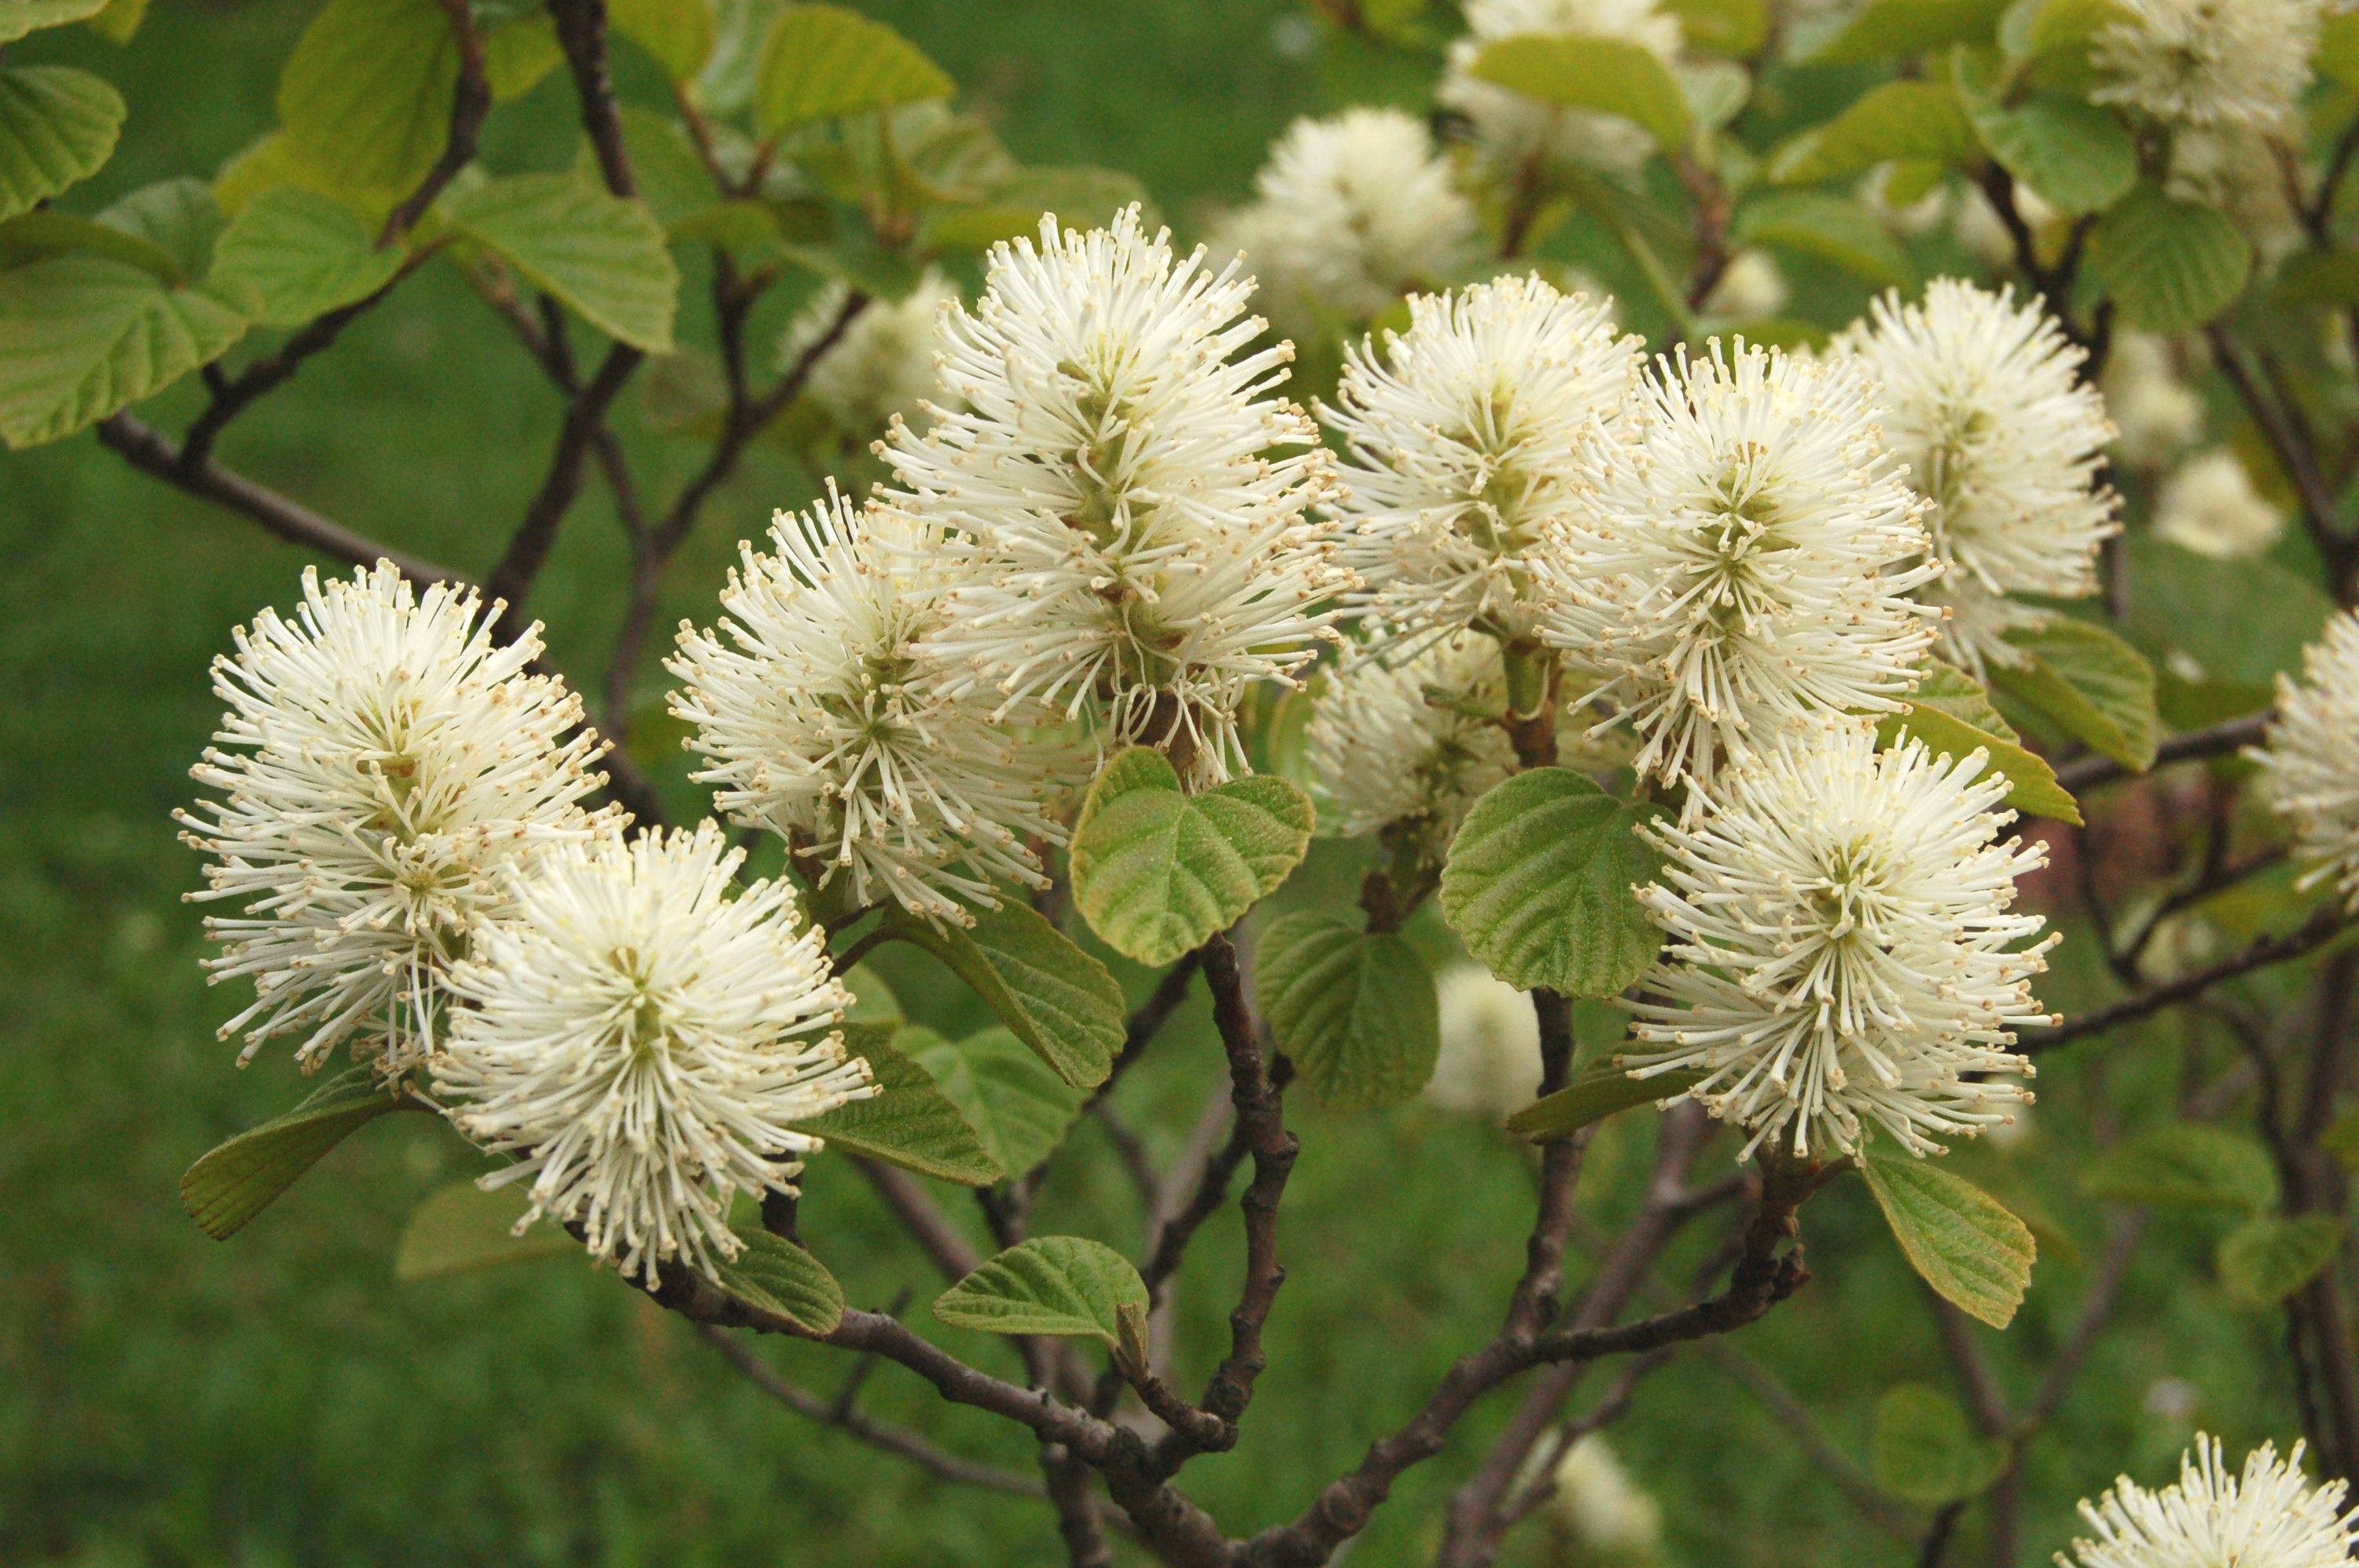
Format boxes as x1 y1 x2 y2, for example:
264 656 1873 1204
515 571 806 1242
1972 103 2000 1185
2052 710 2274 794
2027 902 2351 1056
1695 1338 1921 1540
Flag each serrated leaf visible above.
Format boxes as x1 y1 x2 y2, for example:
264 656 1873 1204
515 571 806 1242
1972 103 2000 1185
714 1228 845 1333
1991 619 2158 771
211 186 406 326
1068 747 1315 970
2088 183 2251 334
2079 1122 2278 1212
1439 768 1667 999
278 0 460 193
2219 1215 2344 1308
482 9 563 103
1875 704 2081 825
393 1180 580 1280
907 1025 1084 1180
1467 33 1690 151
1736 189 1913 289
612 0 716 82
0 256 249 448
1859 1151 2036 1329
0 210 181 278
1808 0 2011 63
918 165 1150 256
1256 913 1440 1110
0 65 125 223
97 177 226 281
1870 1384 2010 1506
1507 1056 1705 1142
753 3 954 137
1955 77 2135 215
933 1236 1148 1349
180 1065 420 1240
885 897 1124 1088
0 0 106 43
791 1022 1001 1186
442 172 678 352
1768 82 1974 187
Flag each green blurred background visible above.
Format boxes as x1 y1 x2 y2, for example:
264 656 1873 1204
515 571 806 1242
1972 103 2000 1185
0 2 2301 1564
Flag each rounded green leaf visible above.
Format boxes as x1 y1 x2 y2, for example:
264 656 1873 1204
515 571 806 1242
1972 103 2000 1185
0 64 125 223
441 172 678 353
1870 1385 2009 1506
482 10 563 103
1466 33 1689 151
96 177 226 281
2088 183 2252 334
394 1180 580 1281
907 1025 1084 1181
1736 189 1913 289
933 1236 1148 1349
277 0 460 193
2219 1215 2345 1308
1991 619 2159 772
714 1229 845 1334
212 186 406 326
180 1065 422 1241
1256 913 1440 1111
0 0 107 44
0 256 249 448
753 4 954 137
1439 768 1667 1000
885 896 1125 1088
791 1022 1003 1186
1068 747 1315 969
1806 0 2012 64
2079 1122 2278 1213
1768 81 1973 187
1859 1151 2036 1330
1956 81 2135 216
611 0 716 82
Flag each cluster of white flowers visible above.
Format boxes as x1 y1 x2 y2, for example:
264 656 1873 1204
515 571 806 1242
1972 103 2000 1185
2060 1436 2357 1568
2093 0 2326 129
2254 610 2359 910
1424 963 1545 1118
1308 632 1518 858
1439 0 1685 178
781 270 962 443
2154 448 2284 560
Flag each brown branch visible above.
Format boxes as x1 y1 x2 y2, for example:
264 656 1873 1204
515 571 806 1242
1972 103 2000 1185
1494 1349 1676 1529
548 0 636 198
2052 709 2275 794
2026 902 2352 1056
2209 325 2357 603
380 0 493 245
1930 1298 2017 1568
1695 1338 1921 1539
486 343 645 642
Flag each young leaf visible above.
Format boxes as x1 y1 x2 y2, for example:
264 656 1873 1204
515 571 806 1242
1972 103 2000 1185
791 1022 1003 1187
2079 1122 2279 1212
1507 1056 1705 1142
1735 190 1913 289
933 1236 1149 1348
211 186 407 326
1439 768 1667 999
0 65 125 223
907 1025 1085 1180
1806 0 2011 64
1068 747 1315 969
393 1180 580 1281
180 1065 422 1241
1256 912 1440 1111
1859 1151 2037 1329
2088 183 2252 334
611 0 717 82
2218 1215 2345 1308
97 177 227 281
1991 619 2159 771
753 4 954 137
1874 706 2081 825
1465 34 1691 151
1767 81 1973 187
714 1228 845 1334
1870 1384 2009 1506
1910 659 2019 740
277 0 460 192
885 897 1125 1088
0 256 249 448
441 173 679 353
0 0 107 42
1955 81 2135 216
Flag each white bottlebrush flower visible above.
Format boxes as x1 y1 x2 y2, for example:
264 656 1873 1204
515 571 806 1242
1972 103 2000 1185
1551 1435 1663 1554
180 563 614 1074
780 270 961 442
1426 963 1545 1117
1213 107 1479 339
2252 611 2359 909
1543 341 1939 791
1321 274 1637 644
1699 249 1788 323
670 488 1073 926
1310 632 1517 857
1623 720 2052 1160
2059 1436 2357 1568
885 207 1346 786
1838 279 2118 676
434 825 873 1288
2102 331 2204 469
2154 448 2284 560
2093 0 2324 129
1439 0 1685 178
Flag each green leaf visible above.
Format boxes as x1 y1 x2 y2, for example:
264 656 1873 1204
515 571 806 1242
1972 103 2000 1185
841 963 903 1025
2219 1215 2345 1308
211 186 406 326
83 0 148 43
278 0 460 193
1663 0 1768 55
592 106 722 234
442 172 678 353
2005 0 2129 91
1507 1056 1705 1142
0 0 106 43
713 1228 845 1333
0 65 125 223
0 256 249 448
1466 34 1690 152
393 1180 581 1280
1438 768 1667 1000
1910 659 2019 742
2323 7 2359 89
1990 619 2159 772
1859 1151 2037 1329
612 0 716 81
2125 535 2330 700
482 9 563 103
1255 913 1440 1110
213 130 398 227
2088 183 2251 334
1767 82 1974 187
933 1236 1148 1350
1875 701 2081 826
907 1025 1085 1181
1956 79 2135 216
180 1065 420 1240
885 897 1125 1089
1735 190 1913 289
791 1022 1002 1186
753 4 954 138
2079 1121 2278 1212
1808 0 2011 64
1870 1385 2010 1506
1068 747 1315 970
918 165 1150 256
0 210 181 279
97 177 227 281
